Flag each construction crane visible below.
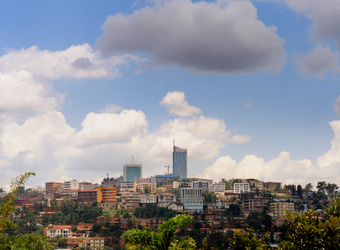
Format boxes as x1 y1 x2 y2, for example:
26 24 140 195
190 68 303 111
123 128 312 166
164 165 172 175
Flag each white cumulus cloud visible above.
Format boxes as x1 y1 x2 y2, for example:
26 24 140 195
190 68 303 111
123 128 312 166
0 44 134 79
96 0 286 74
160 91 202 117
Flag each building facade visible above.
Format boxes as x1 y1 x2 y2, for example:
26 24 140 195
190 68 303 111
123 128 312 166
63 180 79 190
270 202 295 217
120 181 136 192
97 186 117 203
78 190 97 204
123 156 142 181
209 183 225 193
180 188 203 212
234 183 250 193
45 182 63 194
173 146 187 180
192 181 209 189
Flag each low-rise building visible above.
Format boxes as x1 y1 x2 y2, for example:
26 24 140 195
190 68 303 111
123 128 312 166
136 182 156 192
180 188 203 212
209 183 225 193
173 181 192 188
60 189 80 201
98 201 117 211
78 237 105 250
78 190 97 204
270 202 295 217
121 191 140 209
234 183 250 193
139 193 158 204
158 193 177 208
63 180 79 190
120 181 136 192
264 182 281 190
242 199 264 211
192 181 209 189
45 225 72 238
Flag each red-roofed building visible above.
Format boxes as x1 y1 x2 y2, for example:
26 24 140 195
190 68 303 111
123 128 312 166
45 225 72 238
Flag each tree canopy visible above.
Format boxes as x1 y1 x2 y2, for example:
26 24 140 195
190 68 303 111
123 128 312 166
122 214 195 250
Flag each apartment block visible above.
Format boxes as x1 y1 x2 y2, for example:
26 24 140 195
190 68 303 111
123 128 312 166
136 182 156 192
209 183 225 193
139 193 158 204
242 199 264 211
120 181 136 192
97 186 117 203
192 181 209 189
270 202 295 217
234 183 250 193
173 181 192 188
180 188 203 212
158 193 177 207
45 182 63 194
78 190 97 204
63 180 79 190
120 191 140 209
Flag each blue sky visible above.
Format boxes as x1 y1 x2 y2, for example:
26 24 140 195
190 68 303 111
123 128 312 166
1 0 340 189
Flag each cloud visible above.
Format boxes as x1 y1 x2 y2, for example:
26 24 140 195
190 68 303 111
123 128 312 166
96 0 286 74
160 91 201 117
0 44 134 80
1 111 75 159
0 91 250 186
284 0 340 46
199 118 340 186
73 110 148 146
295 44 340 78
0 71 63 114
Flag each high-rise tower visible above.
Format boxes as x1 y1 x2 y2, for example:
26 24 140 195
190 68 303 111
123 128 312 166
123 156 142 181
173 144 187 180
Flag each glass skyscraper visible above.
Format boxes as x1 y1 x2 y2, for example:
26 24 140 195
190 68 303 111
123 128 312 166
173 146 187 180
123 156 142 181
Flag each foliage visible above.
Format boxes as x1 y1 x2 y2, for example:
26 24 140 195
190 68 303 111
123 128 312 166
121 214 195 250
0 172 51 250
223 204 241 217
202 189 217 204
279 196 340 249
133 204 176 220
230 228 270 250
0 234 51 250
143 185 151 194
304 183 313 190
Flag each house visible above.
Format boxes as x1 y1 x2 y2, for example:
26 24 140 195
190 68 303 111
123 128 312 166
45 225 72 238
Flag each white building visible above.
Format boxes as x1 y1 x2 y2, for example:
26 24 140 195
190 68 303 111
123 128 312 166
209 183 225 193
45 225 72 238
234 183 250 193
63 180 79 190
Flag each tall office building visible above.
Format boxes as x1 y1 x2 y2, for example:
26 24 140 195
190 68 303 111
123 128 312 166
173 145 187 180
123 156 142 181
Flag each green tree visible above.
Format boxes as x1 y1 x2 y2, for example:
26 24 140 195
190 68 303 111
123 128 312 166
143 185 151 194
230 228 270 250
121 214 195 250
0 172 50 249
297 185 303 199
279 196 340 249
304 183 313 190
325 183 339 197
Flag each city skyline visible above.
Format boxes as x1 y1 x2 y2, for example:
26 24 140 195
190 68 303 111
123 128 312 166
0 0 340 190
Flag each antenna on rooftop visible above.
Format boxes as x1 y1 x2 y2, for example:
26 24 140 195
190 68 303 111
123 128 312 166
130 156 136 164
173 139 175 147
107 173 109 179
